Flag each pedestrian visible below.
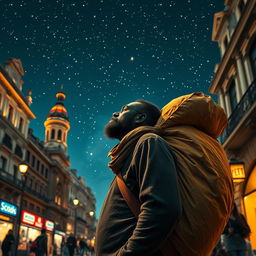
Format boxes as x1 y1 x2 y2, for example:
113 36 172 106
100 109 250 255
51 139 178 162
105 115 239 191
62 241 70 256
79 238 89 256
223 203 251 256
96 93 234 256
33 228 48 256
1 229 15 256
66 234 77 256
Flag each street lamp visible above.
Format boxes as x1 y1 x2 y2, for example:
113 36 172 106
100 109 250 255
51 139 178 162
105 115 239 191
15 161 29 256
89 211 94 217
73 197 79 237
18 161 29 175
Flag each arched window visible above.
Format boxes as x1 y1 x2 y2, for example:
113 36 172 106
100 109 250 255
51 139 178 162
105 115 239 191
51 129 55 139
55 183 62 206
250 39 256 77
57 130 62 140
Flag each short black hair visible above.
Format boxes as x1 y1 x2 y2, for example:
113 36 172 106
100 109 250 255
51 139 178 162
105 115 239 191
135 99 161 126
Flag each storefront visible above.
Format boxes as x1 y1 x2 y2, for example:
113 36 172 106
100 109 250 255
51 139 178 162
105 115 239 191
54 230 66 255
18 210 55 255
0 199 18 254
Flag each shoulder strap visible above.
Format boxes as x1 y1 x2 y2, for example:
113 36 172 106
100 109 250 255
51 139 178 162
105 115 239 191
116 175 140 218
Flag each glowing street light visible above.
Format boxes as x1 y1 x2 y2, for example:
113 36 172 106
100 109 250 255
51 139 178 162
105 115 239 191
18 161 29 175
73 197 79 206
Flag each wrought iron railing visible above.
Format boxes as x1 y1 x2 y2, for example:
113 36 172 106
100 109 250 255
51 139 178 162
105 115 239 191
0 168 49 203
220 79 256 143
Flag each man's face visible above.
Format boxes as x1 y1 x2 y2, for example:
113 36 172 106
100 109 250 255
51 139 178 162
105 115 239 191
104 102 145 140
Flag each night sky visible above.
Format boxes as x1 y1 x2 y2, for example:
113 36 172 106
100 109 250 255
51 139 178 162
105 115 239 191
1 0 224 218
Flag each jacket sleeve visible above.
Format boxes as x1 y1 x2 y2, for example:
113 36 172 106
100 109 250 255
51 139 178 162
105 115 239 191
117 135 182 256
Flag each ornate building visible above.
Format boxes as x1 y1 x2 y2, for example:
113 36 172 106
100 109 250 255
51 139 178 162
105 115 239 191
0 58 96 255
209 0 256 249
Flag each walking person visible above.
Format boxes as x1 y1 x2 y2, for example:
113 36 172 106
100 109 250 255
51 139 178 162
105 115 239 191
34 229 48 256
96 93 234 256
67 234 77 256
79 238 89 256
1 229 15 256
223 204 251 256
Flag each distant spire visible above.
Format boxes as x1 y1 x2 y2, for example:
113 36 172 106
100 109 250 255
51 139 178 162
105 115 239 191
26 89 33 105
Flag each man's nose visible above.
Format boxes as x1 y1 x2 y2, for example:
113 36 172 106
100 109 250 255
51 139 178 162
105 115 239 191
112 112 119 118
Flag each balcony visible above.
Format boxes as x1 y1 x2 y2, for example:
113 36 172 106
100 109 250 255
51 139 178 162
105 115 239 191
0 168 49 203
220 79 256 144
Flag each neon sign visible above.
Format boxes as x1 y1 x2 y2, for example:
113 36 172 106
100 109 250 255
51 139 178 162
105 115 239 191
0 200 18 216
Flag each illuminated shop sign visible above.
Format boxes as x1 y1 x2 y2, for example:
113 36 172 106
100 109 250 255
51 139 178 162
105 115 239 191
45 220 54 232
0 214 10 221
22 211 36 225
55 230 66 236
21 211 54 231
0 200 18 216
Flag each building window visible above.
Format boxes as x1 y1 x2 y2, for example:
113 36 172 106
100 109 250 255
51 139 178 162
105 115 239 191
18 117 24 132
7 105 14 122
32 156 35 168
51 129 55 139
0 156 7 171
2 134 13 150
250 39 256 77
229 80 238 112
36 160 40 171
26 150 31 163
41 164 45 176
57 130 62 140
23 200 27 207
14 145 23 159
36 206 40 213
45 168 48 178
30 203 34 211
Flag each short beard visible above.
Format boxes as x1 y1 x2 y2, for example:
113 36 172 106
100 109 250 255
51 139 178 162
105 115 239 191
104 119 133 140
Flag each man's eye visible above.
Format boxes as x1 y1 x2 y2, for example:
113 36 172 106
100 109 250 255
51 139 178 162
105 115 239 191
121 106 127 112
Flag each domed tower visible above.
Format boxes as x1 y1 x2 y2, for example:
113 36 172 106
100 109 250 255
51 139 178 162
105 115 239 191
44 88 70 152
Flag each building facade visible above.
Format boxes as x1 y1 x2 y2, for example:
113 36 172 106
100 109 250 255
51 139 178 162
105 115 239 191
210 0 256 249
0 58 96 255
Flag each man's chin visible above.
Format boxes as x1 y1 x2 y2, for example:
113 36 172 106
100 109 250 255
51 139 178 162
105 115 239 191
104 121 122 140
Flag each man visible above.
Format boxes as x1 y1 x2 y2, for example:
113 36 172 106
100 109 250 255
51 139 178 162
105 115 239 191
35 229 48 256
96 93 233 256
1 229 15 256
67 233 77 256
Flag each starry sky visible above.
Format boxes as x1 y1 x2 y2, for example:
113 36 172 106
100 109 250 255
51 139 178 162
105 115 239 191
1 0 224 218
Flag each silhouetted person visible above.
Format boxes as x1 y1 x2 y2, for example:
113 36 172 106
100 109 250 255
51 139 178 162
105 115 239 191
67 234 76 256
34 229 48 256
1 229 15 256
223 204 251 256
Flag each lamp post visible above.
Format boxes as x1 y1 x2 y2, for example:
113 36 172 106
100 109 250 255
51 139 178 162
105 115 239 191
15 161 29 256
89 211 94 217
73 197 79 237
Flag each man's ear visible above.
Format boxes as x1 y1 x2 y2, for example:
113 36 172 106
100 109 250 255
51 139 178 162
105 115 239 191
134 113 147 124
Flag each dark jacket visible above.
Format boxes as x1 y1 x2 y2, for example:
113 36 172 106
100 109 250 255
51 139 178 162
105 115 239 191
1 234 15 252
35 234 48 254
96 134 182 256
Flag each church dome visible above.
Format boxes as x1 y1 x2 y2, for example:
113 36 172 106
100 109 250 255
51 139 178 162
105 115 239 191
47 90 69 120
